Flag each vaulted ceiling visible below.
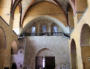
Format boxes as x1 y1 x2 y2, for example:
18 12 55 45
21 0 69 14
12 0 70 15
10 0 72 30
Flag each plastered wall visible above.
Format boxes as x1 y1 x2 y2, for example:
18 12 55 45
24 36 70 69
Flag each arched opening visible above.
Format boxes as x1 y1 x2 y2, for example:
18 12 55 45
71 39 77 69
51 23 58 36
0 27 6 69
11 63 17 69
36 48 55 69
80 24 90 69
21 16 70 36
22 16 70 69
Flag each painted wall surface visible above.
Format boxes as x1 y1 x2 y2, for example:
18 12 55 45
24 36 70 69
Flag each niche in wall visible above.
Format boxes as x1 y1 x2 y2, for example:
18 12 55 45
80 24 90 69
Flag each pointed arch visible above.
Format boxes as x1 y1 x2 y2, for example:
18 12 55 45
22 16 70 34
70 39 77 69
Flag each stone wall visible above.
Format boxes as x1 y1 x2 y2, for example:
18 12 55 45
24 36 70 69
0 17 18 69
70 1 90 69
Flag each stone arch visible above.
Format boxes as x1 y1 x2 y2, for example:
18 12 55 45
80 24 90 46
36 48 55 57
80 24 90 69
22 1 67 27
36 48 55 69
22 16 70 34
70 39 77 69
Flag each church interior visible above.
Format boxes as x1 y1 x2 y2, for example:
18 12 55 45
0 0 90 69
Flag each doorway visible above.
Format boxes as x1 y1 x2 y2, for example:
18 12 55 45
35 56 55 69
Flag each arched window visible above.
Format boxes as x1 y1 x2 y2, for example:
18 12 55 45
31 26 36 35
52 25 58 36
11 63 17 69
41 25 47 35
51 24 58 36
42 25 47 32
53 26 58 32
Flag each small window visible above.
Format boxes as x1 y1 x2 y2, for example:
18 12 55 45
31 26 36 35
53 26 58 32
41 25 47 35
32 26 36 33
52 25 58 36
42 25 47 33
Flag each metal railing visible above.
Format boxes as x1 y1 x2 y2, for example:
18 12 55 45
20 32 70 38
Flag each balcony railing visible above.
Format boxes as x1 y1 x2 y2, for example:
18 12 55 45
20 32 70 38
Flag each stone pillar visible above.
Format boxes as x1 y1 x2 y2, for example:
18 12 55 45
37 24 40 36
48 23 51 36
